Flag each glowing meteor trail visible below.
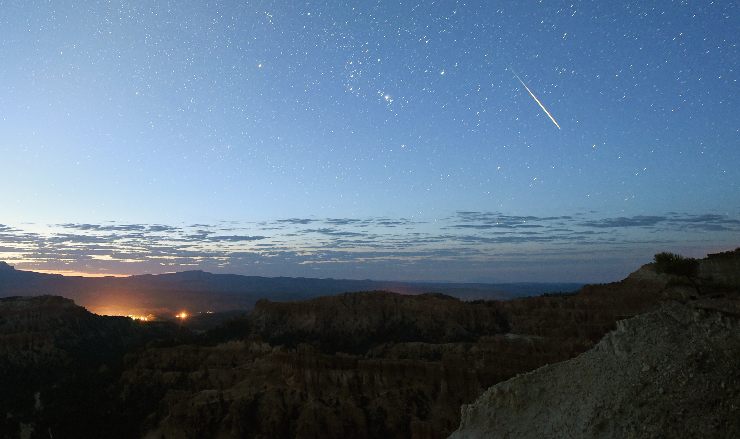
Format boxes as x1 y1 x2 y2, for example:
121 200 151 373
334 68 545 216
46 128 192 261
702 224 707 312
511 70 561 130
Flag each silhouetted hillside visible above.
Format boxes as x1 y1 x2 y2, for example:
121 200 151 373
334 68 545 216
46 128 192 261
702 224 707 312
0 296 181 438
0 264 581 317
2 249 737 438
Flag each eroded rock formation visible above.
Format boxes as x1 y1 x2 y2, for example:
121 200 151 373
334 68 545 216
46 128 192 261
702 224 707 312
121 266 674 438
450 301 740 438
2 249 738 438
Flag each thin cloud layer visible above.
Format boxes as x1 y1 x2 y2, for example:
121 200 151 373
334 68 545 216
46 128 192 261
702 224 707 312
1 211 738 282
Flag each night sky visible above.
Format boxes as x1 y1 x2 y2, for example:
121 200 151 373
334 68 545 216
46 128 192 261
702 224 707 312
1 1 738 282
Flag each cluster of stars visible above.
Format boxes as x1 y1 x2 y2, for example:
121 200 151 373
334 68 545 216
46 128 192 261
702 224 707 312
0 1 737 281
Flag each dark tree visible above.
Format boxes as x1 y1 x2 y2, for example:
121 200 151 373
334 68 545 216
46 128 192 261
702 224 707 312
653 252 699 277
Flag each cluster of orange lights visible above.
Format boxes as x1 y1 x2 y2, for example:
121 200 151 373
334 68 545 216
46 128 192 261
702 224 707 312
127 314 155 322
122 312 190 321
116 310 209 321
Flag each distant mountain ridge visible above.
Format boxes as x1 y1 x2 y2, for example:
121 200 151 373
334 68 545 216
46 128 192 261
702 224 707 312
0 249 737 438
0 263 582 316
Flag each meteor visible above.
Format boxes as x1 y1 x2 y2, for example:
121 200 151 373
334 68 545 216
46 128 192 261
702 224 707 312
511 69 561 130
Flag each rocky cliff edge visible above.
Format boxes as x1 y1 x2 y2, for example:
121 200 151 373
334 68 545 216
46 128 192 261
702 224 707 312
451 299 740 439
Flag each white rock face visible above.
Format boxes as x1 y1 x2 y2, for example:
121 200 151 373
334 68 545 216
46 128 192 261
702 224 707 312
450 302 740 439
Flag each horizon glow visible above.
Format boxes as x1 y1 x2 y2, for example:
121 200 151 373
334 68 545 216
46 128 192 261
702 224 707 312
1 1 738 282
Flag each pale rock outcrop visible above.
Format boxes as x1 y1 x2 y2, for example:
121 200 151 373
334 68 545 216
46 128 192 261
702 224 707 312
451 302 740 439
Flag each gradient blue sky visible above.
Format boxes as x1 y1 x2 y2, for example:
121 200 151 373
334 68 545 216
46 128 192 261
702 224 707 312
1 1 738 282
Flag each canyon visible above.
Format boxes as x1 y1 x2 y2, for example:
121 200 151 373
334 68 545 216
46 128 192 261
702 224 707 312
1 249 738 438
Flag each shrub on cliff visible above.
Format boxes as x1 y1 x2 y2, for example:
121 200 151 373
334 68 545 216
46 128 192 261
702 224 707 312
653 252 699 277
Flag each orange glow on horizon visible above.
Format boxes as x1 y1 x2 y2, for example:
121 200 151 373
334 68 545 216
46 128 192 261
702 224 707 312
175 311 189 319
127 314 156 322
92 309 157 321
30 269 130 278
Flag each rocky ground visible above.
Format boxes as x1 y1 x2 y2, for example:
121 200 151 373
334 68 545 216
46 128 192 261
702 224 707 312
450 301 740 439
451 250 740 439
0 296 182 438
119 267 671 439
1 249 738 438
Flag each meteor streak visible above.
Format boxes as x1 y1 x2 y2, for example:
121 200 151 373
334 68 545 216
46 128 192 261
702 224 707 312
511 69 561 130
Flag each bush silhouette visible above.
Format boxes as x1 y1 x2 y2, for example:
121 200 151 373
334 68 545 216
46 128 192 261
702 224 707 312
653 252 699 277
